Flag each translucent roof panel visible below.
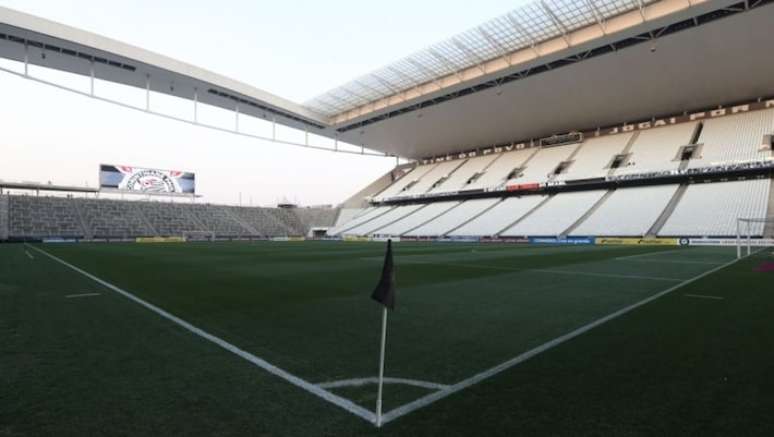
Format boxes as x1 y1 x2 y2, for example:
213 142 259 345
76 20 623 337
304 0 652 118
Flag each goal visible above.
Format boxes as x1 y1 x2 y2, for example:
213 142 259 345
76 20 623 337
182 230 216 242
736 217 774 259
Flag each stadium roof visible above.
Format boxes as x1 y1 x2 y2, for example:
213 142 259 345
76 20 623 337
304 0 658 117
2 0 773 159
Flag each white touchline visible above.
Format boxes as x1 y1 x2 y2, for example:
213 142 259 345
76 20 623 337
65 293 102 298
24 244 377 424
318 377 449 391
684 294 725 300
618 259 720 266
25 251 34 260
379 255 744 425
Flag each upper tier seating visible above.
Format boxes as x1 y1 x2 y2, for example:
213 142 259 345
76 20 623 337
343 204 425 236
8 196 84 238
571 184 679 236
502 190 607 237
376 201 460 236
555 133 632 181
429 154 500 193
658 179 770 237
450 195 547 236
407 198 500 237
397 160 465 196
506 143 579 185
614 122 697 175
460 149 534 191
688 109 774 168
333 208 363 227
374 164 438 200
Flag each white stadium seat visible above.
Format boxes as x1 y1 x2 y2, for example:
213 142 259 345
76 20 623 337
450 195 547 236
658 179 771 237
571 184 679 236
502 190 607 237
409 198 501 236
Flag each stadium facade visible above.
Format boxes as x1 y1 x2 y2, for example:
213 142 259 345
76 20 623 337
1 0 773 243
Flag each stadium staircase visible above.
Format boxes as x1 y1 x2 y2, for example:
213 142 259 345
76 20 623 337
561 189 615 236
134 204 160 237
495 195 553 236
444 198 506 236
70 198 93 240
0 195 8 241
224 207 260 236
645 183 689 237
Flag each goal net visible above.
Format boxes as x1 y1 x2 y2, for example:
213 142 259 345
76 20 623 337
736 217 774 259
182 230 216 242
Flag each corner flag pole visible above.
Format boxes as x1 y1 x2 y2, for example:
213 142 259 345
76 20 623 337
376 306 388 427
370 239 396 428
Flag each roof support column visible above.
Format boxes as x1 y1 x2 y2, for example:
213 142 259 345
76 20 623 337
145 74 150 111
89 61 95 96
193 88 198 123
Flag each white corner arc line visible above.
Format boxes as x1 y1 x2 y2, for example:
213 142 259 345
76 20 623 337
65 293 102 298
318 377 449 391
25 244 376 424
380 255 744 425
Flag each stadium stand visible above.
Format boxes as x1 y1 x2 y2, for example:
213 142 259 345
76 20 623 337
79 198 155 239
615 122 698 175
658 178 771 237
570 185 679 236
293 207 339 233
0 194 8 241
2 195 335 240
428 154 500 193
689 109 774 168
374 163 438 200
375 201 460 236
327 206 389 236
555 133 633 181
502 190 608 237
343 204 425 236
397 160 466 196
465 149 535 190
8 196 85 239
135 201 205 237
407 198 501 237
333 208 363 227
449 195 548 237
507 144 580 185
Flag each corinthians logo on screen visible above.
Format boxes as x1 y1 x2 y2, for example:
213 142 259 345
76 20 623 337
99 164 196 194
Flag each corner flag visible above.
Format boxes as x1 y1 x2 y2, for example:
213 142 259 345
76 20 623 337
371 239 396 427
371 239 396 310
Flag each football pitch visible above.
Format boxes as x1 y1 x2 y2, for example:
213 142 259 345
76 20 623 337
2 241 773 435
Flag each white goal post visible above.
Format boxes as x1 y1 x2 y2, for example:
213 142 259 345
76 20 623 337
182 230 216 242
736 217 774 259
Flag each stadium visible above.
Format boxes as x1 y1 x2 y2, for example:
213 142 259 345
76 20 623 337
1 0 773 435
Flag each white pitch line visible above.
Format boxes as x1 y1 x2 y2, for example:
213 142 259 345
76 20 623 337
380 255 744 425
65 293 102 299
684 294 725 300
24 250 34 260
618 259 721 266
614 248 688 261
25 244 376 424
318 377 449 391
533 269 683 282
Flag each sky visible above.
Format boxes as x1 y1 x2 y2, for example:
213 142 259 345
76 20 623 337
0 0 527 206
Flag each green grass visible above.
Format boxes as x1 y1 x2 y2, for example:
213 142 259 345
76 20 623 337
1 241 773 436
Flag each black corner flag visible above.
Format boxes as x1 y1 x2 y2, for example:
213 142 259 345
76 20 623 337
371 239 396 310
